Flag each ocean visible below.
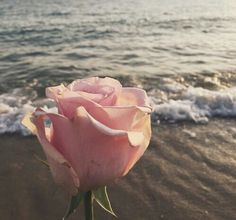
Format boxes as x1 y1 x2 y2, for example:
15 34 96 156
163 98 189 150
0 0 236 219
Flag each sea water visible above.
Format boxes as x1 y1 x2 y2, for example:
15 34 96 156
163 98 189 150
0 0 236 134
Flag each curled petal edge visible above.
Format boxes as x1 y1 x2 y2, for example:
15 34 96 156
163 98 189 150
45 83 152 114
96 105 152 114
117 87 152 113
22 110 80 195
46 84 68 100
76 107 145 147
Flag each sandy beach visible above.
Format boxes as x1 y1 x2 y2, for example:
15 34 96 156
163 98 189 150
1 119 235 220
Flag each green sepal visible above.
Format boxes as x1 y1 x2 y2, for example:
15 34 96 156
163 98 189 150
63 191 85 220
92 186 117 217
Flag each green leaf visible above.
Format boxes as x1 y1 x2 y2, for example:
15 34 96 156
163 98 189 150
63 191 85 220
92 186 117 217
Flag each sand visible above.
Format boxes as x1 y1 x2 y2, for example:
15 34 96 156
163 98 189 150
0 119 236 220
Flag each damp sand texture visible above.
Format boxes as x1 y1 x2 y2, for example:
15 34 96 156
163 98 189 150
0 121 236 220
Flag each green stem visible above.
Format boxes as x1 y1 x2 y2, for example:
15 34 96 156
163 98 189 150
84 191 94 220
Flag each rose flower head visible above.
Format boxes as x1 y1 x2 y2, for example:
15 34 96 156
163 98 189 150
22 77 152 195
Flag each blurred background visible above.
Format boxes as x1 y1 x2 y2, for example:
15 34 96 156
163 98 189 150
0 0 236 219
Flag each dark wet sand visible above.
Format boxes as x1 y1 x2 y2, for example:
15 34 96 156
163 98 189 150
0 119 236 220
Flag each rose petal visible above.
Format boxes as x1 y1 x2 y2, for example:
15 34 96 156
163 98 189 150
68 77 122 106
46 77 123 118
77 91 104 103
71 107 149 190
77 106 151 176
41 107 149 191
116 87 152 112
26 109 80 195
22 113 37 134
84 105 150 132
68 77 122 94
46 84 68 100
56 94 100 119
76 106 145 147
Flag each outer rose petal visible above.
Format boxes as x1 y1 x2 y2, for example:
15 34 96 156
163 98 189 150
72 107 150 191
116 87 152 112
22 110 80 195
38 107 150 192
80 106 152 175
78 107 145 147
86 105 150 131
46 84 68 100
75 107 151 177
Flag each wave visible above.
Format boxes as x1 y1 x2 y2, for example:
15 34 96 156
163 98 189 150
151 82 236 124
0 80 236 135
0 89 56 135
0 91 34 135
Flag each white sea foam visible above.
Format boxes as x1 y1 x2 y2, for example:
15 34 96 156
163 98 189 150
0 90 56 135
1 83 236 135
0 93 34 135
152 86 236 123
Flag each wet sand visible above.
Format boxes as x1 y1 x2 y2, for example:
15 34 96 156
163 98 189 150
0 119 236 220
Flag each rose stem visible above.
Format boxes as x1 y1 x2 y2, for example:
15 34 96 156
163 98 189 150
84 191 94 220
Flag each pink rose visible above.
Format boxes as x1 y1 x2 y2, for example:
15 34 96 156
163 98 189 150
23 77 151 195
